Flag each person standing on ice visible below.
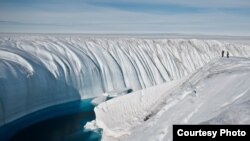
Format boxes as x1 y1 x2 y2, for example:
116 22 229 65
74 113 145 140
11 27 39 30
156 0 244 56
227 51 229 58
222 50 225 57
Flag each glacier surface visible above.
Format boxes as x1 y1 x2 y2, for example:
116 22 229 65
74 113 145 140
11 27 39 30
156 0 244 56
0 34 250 126
94 57 250 141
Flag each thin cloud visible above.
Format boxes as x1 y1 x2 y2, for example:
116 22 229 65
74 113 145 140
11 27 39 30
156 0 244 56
87 0 250 8
0 0 249 35
86 0 250 15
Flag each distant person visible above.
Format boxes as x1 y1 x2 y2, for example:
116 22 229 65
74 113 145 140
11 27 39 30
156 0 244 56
227 51 229 58
222 50 225 57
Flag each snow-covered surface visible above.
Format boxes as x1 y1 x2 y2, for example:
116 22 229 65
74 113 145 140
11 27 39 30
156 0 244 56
94 78 184 139
1 34 250 126
94 57 250 141
84 120 99 131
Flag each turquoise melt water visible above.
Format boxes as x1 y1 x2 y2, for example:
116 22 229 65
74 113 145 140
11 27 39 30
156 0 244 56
0 99 102 141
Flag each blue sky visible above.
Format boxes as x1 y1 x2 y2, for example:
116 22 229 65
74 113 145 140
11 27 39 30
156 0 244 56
0 0 250 35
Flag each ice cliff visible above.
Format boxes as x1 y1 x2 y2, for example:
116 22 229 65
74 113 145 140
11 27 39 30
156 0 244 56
0 35 250 126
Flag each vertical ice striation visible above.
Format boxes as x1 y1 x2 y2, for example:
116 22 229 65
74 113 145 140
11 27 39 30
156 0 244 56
0 35 250 126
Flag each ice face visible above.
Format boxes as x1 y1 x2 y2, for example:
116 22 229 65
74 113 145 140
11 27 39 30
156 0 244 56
0 34 250 126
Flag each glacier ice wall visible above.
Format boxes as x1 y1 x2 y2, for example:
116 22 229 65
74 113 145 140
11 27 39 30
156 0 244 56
0 35 250 126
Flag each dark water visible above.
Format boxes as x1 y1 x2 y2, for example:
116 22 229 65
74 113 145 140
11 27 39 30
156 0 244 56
0 99 101 141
